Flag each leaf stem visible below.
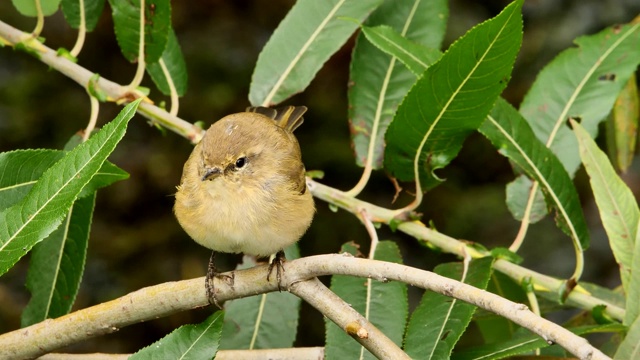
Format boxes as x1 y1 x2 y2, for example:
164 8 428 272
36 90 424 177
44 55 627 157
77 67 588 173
69 0 87 57
509 182 536 252
158 58 179 116
33 0 44 37
82 95 99 141
128 0 146 89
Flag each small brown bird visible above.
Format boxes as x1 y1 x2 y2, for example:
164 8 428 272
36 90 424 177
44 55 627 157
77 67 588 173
174 106 315 304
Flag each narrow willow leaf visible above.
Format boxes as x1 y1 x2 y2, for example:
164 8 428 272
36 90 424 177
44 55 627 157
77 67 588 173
614 316 640 360
505 175 547 223
131 311 224 360
109 0 171 63
384 0 523 190
453 324 625 360
480 99 589 251
21 193 95 327
475 272 526 344
0 150 128 211
368 242 407 349
404 257 493 359
325 241 407 359
360 25 442 76
627 225 640 326
573 120 637 297
220 245 300 349
606 73 639 173
249 0 383 107
12 0 61 16
61 0 106 31
508 20 640 221
0 99 140 277
348 0 447 168
146 28 188 96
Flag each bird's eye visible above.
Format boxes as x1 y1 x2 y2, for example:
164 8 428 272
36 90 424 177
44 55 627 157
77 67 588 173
235 157 247 169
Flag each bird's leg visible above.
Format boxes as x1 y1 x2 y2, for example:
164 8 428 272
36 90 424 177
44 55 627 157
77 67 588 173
267 250 286 291
205 251 234 308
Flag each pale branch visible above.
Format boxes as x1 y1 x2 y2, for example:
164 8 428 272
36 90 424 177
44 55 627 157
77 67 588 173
37 347 325 360
0 20 202 143
0 255 608 360
290 278 410 360
0 256 402 359
0 15 624 344
307 179 626 321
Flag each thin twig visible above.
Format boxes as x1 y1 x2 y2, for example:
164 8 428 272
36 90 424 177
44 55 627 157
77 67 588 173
0 20 202 143
307 179 626 321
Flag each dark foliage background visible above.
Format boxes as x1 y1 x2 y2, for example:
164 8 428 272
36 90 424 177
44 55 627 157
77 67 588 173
1 0 639 353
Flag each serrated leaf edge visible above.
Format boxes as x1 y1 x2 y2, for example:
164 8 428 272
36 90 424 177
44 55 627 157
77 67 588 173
487 114 583 252
410 5 520 197
261 0 346 106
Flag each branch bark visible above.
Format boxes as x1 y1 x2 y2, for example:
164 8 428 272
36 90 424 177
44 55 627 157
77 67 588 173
37 347 325 360
0 255 609 360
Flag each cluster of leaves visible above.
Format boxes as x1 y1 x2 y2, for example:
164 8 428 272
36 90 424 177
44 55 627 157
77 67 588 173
2 0 640 358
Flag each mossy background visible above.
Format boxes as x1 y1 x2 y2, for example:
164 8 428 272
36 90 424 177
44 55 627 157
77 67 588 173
1 0 639 352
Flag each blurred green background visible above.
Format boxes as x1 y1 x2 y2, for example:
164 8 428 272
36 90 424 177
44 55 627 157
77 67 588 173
1 0 639 353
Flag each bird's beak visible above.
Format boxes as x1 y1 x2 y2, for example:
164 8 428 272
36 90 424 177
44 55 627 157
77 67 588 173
201 167 222 181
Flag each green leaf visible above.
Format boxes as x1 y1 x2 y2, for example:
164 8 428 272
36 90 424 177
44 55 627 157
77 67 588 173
453 323 624 360
131 311 224 360
61 0 106 31
348 0 447 168
505 175 547 223
628 224 640 327
360 25 442 76
606 73 639 173
480 99 590 252
249 0 383 107
614 316 640 360
508 20 640 221
384 0 523 190
475 272 526 344
325 241 407 359
404 257 493 359
489 247 523 264
220 245 300 349
0 99 140 277
109 0 171 63
573 120 638 300
146 28 188 96
21 193 95 327
0 149 129 211
12 0 61 17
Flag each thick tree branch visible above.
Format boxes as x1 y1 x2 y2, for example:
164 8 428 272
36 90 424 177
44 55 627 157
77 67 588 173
0 255 608 360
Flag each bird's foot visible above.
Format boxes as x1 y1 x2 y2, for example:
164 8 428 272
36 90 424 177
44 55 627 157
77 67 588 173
267 250 286 291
